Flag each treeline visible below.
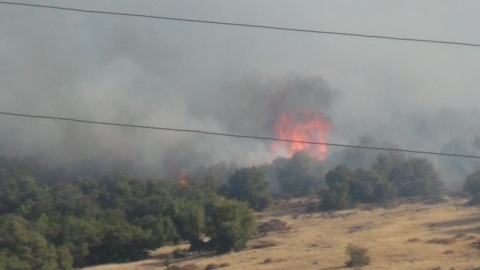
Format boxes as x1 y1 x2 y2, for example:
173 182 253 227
1 149 474 269
0 158 257 270
194 151 445 211
318 152 443 210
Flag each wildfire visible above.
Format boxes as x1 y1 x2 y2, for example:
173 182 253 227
271 109 331 160
179 172 188 186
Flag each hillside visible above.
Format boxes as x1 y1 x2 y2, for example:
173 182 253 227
82 198 480 270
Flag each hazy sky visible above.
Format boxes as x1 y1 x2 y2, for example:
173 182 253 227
1 0 480 179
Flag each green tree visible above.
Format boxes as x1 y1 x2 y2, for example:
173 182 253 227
372 152 443 197
319 166 397 210
353 169 396 203
84 222 151 265
463 170 480 204
0 214 60 270
223 166 272 211
205 199 257 253
274 152 327 197
319 165 355 210
172 200 205 242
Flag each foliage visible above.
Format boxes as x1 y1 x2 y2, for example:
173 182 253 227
0 156 259 268
206 198 257 253
463 170 480 205
172 248 188 259
186 162 234 193
0 214 61 270
222 166 272 211
373 152 443 197
345 244 370 269
319 165 356 210
319 153 441 211
273 152 327 197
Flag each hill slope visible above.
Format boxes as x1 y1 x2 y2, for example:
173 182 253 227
83 199 480 270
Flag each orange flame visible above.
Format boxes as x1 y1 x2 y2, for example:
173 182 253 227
271 109 331 160
179 172 188 186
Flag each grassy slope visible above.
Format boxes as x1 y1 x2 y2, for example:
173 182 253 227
83 199 480 270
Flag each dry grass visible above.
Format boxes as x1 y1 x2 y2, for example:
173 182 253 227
82 198 480 270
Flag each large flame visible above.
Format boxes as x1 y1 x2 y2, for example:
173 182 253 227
271 109 331 160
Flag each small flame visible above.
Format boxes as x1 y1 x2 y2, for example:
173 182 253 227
179 172 188 186
271 109 331 160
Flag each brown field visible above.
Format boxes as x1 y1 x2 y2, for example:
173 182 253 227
82 198 480 270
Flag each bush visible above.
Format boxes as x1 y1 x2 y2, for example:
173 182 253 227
203 263 230 270
345 244 370 269
172 248 188 258
166 265 183 270
250 238 281 249
204 263 220 270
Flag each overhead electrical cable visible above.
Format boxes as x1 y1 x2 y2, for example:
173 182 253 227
1 1 480 48
1 111 479 159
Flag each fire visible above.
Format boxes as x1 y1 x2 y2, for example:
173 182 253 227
271 109 331 160
179 172 188 186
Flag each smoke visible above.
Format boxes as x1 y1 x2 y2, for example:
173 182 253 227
2 1 480 183
0 4 338 176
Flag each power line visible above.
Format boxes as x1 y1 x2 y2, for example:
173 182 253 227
1 110 479 159
1 1 480 48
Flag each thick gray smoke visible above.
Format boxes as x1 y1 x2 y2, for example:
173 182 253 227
1 1 480 182
0 4 337 176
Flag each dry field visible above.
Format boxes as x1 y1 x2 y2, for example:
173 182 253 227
82 198 480 270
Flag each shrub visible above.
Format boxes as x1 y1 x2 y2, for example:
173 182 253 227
172 248 188 258
203 263 230 270
166 265 182 270
182 264 200 270
263 257 273 264
345 244 370 269
426 238 455 245
204 263 220 270
250 238 281 249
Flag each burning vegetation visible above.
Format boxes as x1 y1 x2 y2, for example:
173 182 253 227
270 109 331 160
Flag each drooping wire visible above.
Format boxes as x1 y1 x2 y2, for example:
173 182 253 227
1 111 479 159
0 1 479 48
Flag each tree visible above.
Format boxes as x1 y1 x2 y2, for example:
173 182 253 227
84 222 151 265
0 214 60 270
186 163 233 193
353 169 396 203
205 199 257 253
172 200 205 242
319 165 355 210
463 170 480 204
373 153 443 198
274 152 327 197
223 166 272 211
319 166 397 210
